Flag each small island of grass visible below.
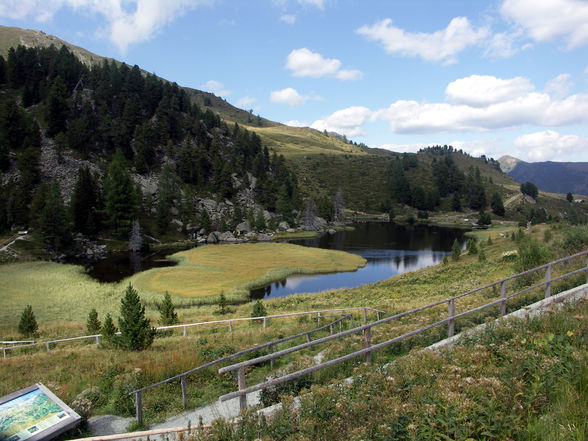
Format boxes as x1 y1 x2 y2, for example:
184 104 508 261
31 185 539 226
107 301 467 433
131 242 367 302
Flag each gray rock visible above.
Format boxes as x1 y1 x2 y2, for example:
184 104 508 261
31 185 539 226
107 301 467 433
236 221 252 234
257 233 273 242
278 221 290 231
207 232 219 244
328 229 337 235
218 231 236 242
286 228 296 233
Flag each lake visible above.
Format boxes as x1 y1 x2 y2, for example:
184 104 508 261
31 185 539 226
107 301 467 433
79 222 469 296
250 222 469 299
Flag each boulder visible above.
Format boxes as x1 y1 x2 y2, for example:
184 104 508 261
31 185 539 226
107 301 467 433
236 221 252 234
207 232 220 244
278 221 290 231
257 233 273 242
218 231 237 242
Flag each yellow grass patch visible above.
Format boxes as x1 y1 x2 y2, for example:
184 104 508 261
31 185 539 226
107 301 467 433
131 242 366 299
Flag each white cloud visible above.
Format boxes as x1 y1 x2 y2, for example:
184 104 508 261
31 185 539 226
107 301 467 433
200 80 231 97
513 130 588 161
270 87 308 106
285 48 362 80
545 73 573 99
298 0 326 9
372 75 588 134
501 0 588 49
285 120 308 127
445 75 534 107
311 106 372 137
236 96 256 109
376 143 427 153
356 17 489 65
484 31 521 58
0 0 212 53
280 14 296 24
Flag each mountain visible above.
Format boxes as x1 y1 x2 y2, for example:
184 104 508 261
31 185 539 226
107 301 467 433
4 25 582 250
499 156 588 196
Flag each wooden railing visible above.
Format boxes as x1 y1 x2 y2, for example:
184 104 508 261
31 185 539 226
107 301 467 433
1 307 384 359
129 313 357 424
218 250 588 410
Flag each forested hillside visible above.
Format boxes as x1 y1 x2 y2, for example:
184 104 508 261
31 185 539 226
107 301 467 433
0 44 300 252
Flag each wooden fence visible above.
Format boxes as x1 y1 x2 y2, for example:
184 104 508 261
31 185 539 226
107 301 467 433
1 307 383 359
218 250 588 410
128 313 366 424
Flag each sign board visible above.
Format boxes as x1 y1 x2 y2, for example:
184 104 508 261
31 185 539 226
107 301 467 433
0 383 81 441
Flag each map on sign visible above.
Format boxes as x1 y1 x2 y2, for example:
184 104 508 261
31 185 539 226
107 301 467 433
0 385 80 441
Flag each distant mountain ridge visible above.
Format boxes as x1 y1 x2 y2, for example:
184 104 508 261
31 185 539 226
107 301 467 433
500 156 588 196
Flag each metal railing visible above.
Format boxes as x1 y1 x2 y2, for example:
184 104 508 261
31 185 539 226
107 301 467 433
218 250 588 410
1 307 384 359
128 313 357 424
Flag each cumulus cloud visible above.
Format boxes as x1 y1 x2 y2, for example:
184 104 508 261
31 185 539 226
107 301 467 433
200 80 231 97
445 75 534 107
484 31 522 58
513 130 588 161
376 143 427 153
356 17 489 65
286 48 363 80
372 74 588 133
0 0 212 53
270 87 309 106
311 106 372 137
501 0 588 49
285 120 308 127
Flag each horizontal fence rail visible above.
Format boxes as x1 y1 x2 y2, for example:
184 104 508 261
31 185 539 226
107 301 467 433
129 314 356 424
218 250 588 410
1 307 383 359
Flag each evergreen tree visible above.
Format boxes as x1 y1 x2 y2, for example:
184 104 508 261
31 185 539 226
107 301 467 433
18 305 38 337
520 182 539 199
490 192 505 217
467 239 478 255
200 208 212 232
101 313 117 344
45 76 70 137
87 308 102 334
566 192 573 203
255 209 266 231
118 284 155 351
478 210 492 226
218 292 227 315
71 167 101 235
451 239 461 261
251 300 267 324
156 163 180 234
103 149 137 238
451 192 462 212
38 180 71 252
159 291 178 326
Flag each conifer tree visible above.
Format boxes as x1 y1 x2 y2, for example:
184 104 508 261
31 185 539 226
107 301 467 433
46 76 69 137
255 209 266 231
251 300 267 325
451 239 461 261
159 291 178 326
118 284 155 351
218 292 227 315
18 304 38 337
86 308 102 334
103 149 137 238
38 180 71 252
101 313 117 345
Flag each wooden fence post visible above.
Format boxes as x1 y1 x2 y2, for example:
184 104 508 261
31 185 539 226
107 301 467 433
317 312 321 324
586 253 588 284
447 299 455 338
229 321 232 331
95 335 100 346
135 391 143 424
339 319 342 332
237 367 247 411
500 280 507 316
183 326 187 337
181 376 187 408
269 345 274 369
330 324 333 335
263 318 266 329
306 333 311 343
363 327 372 363
46 342 50 352
376 311 381 321
363 308 367 323
545 264 552 298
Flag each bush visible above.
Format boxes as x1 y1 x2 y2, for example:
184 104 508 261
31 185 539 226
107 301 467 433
451 239 461 261
158 291 178 326
101 313 117 347
18 305 38 337
467 239 478 255
251 300 267 325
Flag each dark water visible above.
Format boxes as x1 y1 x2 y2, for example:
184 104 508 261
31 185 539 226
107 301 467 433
77 250 179 283
249 223 469 299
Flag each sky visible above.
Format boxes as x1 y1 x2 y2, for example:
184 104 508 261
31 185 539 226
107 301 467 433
1 0 588 162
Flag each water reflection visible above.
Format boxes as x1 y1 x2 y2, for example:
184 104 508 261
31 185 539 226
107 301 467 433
250 223 468 299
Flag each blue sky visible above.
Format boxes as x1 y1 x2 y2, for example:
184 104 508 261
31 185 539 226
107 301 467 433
2 0 588 162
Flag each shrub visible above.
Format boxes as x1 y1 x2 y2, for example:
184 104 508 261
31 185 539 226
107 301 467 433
251 300 267 325
467 239 478 255
101 313 117 347
86 308 102 335
18 305 39 337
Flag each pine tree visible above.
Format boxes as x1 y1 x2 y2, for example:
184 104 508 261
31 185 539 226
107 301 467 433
101 313 117 345
45 76 70 137
255 209 266 231
491 192 505 217
159 291 178 326
451 239 461 261
87 308 102 334
71 167 101 235
218 292 227 315
103 149 137 238
251 300 267 325
38 180 71 252
118 284 155 351
18 305 38 337
467 239 478 255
